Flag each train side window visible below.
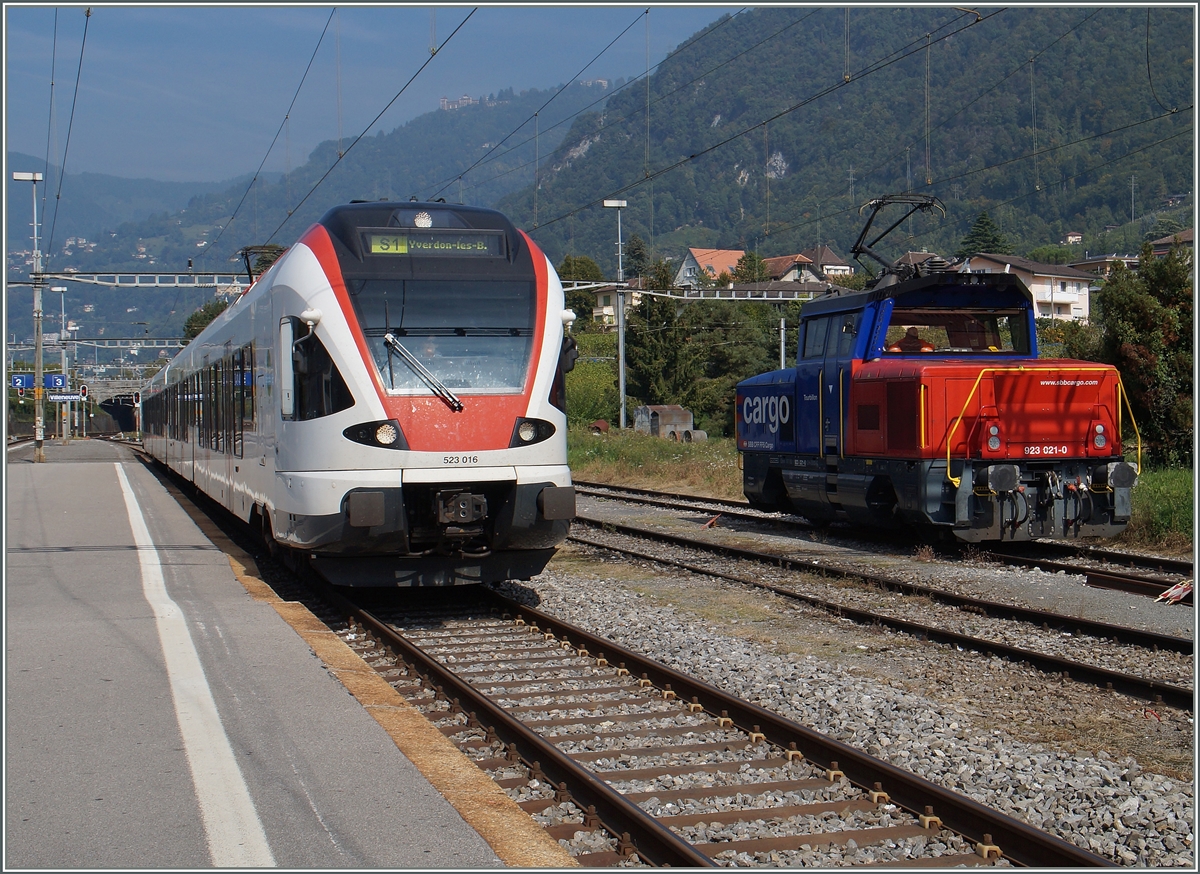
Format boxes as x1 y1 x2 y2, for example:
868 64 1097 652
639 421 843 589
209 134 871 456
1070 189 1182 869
801 318 830 359
836 312 859 357
283 317 355 421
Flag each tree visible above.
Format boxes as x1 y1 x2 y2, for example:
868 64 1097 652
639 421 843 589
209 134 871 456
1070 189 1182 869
1027 245 1073 265
1095 242 1193 466
558 255 605 329
253 244 286 273
1143 215 1184 243
564 332 619 427
558 254 604 282
625 259 695 406
733 251 771 283
624 234 649 279
183 298 230 340
955 211 1014 259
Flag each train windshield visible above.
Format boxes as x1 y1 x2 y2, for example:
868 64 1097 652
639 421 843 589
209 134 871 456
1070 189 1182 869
347 279 536 394
884 308 1030 355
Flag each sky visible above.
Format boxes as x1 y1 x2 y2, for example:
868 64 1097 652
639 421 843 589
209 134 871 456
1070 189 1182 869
4 3 741 183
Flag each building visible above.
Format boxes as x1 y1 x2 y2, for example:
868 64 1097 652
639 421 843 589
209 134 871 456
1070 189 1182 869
587 282 643 328
673 248 745 289
439 94 478 110
798 245 853 278
1062 231 1083 245
761 253 814 282
1068 253 1140 280
1149 228 1193 257
959 253 1096 321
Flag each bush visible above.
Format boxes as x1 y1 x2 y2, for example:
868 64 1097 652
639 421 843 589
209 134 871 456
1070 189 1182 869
1119 466 1193 552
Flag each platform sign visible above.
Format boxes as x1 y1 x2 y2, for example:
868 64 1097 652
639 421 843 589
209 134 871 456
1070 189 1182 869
49 393 82 403
44 374 67 389
10 373 33 389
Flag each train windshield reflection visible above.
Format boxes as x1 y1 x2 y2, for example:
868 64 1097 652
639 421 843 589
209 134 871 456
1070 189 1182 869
348 279 536 393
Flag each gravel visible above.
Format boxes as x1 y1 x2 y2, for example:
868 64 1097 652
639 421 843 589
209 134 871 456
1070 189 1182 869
492 546 1196 867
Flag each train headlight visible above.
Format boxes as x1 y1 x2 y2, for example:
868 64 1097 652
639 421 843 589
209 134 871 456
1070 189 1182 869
343 419 409 450
509 418 555 447
1093 424 1107 449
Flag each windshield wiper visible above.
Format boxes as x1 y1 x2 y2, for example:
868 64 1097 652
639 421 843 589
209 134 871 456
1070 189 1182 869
383 333 464 412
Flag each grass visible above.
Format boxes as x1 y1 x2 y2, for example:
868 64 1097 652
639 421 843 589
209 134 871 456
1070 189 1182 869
1118 466 1194 555
568 429 1194 555
567 427 744 500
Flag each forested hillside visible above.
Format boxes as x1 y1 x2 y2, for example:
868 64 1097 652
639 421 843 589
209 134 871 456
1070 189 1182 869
5 151 252 253
6 82 607 340
11 6 1191 343
505 6 1193 274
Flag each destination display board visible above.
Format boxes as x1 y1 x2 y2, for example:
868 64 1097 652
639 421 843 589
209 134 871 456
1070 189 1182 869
363 229 504 258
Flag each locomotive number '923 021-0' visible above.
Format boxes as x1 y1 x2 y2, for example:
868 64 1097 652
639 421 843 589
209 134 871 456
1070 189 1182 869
736 196 1140 543
142 201 579 586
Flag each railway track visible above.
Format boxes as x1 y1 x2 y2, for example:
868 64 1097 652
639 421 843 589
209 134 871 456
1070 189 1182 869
148 457 1187 867
574 481 1194 604
569 513 1193 710
325 584 1115 868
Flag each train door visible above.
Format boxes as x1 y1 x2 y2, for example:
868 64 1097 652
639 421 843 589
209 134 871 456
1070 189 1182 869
794 317 828 456
821 311 860 460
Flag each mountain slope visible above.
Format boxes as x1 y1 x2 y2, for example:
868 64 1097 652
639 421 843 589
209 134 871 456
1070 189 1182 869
502 6 1193 275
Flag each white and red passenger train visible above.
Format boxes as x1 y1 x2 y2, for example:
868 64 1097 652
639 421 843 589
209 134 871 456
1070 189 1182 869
143 201 577 586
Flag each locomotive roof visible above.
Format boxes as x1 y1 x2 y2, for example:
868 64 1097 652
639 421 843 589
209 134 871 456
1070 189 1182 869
801 271 1033 317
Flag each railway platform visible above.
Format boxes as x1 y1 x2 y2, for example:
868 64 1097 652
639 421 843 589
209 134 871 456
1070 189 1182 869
5 438 566 869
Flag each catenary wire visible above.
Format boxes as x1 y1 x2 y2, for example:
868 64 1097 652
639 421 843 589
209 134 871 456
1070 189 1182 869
43 7 92 268
532 8 999 231
427 8 649 202
263 8 477 245
199 8 337 267
420 8 751 201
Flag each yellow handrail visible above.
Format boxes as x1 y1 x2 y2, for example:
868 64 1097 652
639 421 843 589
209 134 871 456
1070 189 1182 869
919 383 927 449
1117 378 1143 475
944 366 1137 487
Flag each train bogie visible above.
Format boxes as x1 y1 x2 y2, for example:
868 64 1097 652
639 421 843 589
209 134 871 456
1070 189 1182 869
737 271 1139 543
143 201 576 585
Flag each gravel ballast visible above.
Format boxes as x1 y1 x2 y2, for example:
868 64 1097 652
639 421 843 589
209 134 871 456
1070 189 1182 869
494 541 1195 867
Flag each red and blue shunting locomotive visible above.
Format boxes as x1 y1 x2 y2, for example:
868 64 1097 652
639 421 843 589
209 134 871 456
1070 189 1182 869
736 267 1140 542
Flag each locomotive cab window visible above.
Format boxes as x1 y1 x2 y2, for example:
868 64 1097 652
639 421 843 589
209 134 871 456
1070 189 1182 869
884 308 1029 355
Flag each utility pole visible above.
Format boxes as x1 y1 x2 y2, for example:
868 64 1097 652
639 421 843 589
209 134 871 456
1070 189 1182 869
603 199 628 428
13 171 46 461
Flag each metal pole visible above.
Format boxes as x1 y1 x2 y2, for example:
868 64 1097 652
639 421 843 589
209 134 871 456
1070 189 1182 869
602 200 628 429
780 317 786 369
26 176 46 462
617 290 626 430
617 207 624 283
60 291 69 443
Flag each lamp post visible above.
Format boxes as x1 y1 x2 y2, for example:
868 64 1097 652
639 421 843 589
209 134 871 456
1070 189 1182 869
13 171 46 461
603 199 627 428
